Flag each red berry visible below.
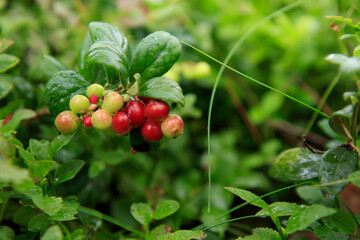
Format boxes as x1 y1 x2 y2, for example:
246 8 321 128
123 100 145 128
83 116 92 127
144 100 169 122
161 114 184 139
141 120 163 142
89 94 98 104
112 111 132 135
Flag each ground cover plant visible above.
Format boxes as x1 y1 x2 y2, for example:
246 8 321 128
1 0 360 239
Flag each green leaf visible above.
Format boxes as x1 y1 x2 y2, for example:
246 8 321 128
32 160 55 179
270 148 321 182
168 230 206 240
285 204 336 234
0 39 14 53
55 160 85 183
314 225 348 240
130 31 181 84
28 213 50 232
79 21 130 83
224 187 270 211
0 81 13 99
29 139 51 160
64 229 85 240
1 109 36 136
33 195 63 216
13 206 36 226
153 200 180 220
41 225 63 240
86 41 129 87
39 55 67 78
256 202 300 217
329 105 353 139
130 202 152 225
18 148 36 166
100 150 126 165
149 225 169 240
296 185 337 207
49 207 78 221
0 99 23 119
0 53 19 73
43 70 90 115
319 147 358 195
24 185 43 200
139 77 185 106
354 45 360 57
327 209 356 234
0 225 15 240
237 228 281 240
49 134 75 157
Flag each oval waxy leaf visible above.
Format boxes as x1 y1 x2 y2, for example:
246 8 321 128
86 41 129 87
0 53 19 73
153 200 180 220
43 71 90 115
130 203 152 225
139 77 185 106
329 105 353 139
319 147 358 195
270 148 322 183
130 31 182 84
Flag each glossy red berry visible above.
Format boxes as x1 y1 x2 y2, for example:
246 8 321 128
83 116 92 127
161 114 184 139
89 94 98 104
144 100 169 122
112 111 132 135
141 120 163 142
123 100 145 128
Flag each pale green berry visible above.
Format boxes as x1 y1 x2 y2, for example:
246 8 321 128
70 95 90 114
87 83 105 98
101 92 124 113
55 111 79 135
91 109 112 130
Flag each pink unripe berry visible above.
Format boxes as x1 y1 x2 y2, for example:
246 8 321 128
91 109 112 130
144 100 169 122
89 94 98 104
55 111 79 135
83 116 92 127
112 111 132 135
141 120 163 142
123 100 145 128
161 114 184 139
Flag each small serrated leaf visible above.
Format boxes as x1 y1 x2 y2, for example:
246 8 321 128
55 160 85 183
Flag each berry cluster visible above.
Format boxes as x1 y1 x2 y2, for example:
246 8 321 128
54 83 184 145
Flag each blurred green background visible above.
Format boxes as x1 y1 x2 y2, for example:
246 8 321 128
1 0 359 238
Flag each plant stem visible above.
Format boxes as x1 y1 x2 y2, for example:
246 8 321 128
182 41 329 119
194 181 311 231
305 70 342 135
198 0 304 212
77 205 145 237
351 102 359 145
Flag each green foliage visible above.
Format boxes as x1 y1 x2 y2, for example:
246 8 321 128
2 1 360 239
